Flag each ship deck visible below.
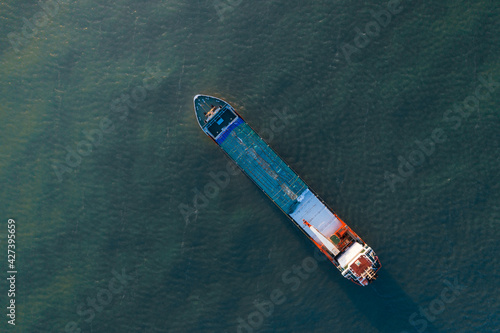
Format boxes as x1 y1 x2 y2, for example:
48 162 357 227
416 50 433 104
290 189 343 238
218 120 308 214
194 95 346 249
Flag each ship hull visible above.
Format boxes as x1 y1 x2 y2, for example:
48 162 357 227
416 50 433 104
193 95 381 286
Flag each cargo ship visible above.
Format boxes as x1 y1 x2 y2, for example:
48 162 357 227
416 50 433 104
193 95 381 286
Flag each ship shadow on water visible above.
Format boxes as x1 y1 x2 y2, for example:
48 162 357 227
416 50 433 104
339 267 440 333
279 234 442 333
264 210 442 333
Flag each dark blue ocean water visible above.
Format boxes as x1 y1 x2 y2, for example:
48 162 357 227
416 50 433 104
0 0 499 332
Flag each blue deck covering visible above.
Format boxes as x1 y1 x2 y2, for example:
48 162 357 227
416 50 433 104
215 118 244 144
218 119 308 214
